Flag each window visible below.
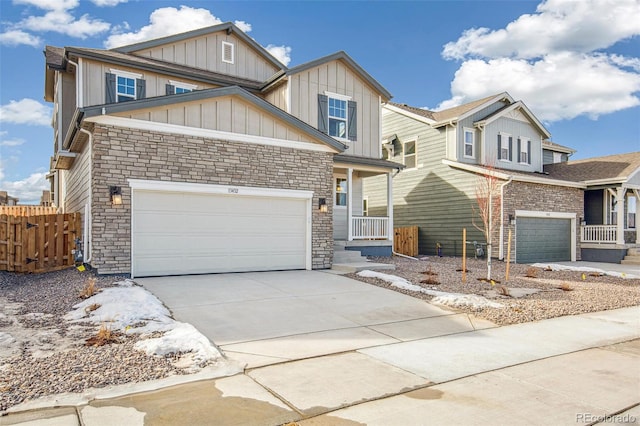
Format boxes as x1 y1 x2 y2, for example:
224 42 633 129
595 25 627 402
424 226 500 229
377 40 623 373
553 152 563 163
404 140 416 168
318 93 357 141
106 70 144 104
363 198 369 217
627 193 636 229
222 41 234 64
117 75 135 102
166 80 198 95
607 189 617 225
498 133 512 161
463 128 474 158
335 178 348 206
518 138 531 164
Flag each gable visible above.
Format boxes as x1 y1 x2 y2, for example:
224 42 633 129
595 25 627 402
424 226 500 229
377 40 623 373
128 31 280 82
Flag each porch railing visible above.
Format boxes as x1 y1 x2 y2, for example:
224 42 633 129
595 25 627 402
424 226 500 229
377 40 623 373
581 225 617 243
352 216 389 240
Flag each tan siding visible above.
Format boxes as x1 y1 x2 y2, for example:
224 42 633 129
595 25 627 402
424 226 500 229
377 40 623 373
264 83 288 111
112 96 315 143
82 59 218 107
288 59 381 159
132 32 279 81
61 72 76 143
64 139 91 214
628 171 640 186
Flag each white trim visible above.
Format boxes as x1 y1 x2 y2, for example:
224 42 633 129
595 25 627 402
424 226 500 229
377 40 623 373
383 103 436 125
168 80 198 91
463 127 475 159
84 115 338 153
498 132 512 162
474 100 551 139
347 168 353 241
403 139 417 169
518 137 530 164
515 210 577 262
109 68 142 79
442 159 587 188
77 57 84 108
323 91 352 101
333 162 394 174
222 41 234 64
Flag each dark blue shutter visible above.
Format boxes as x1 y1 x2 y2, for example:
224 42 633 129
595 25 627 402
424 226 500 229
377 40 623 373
105 72 116 104
136 79 146 100
166 84 175 95
347 100 357 141
497 134 502 160
318 94 328 134
527 140 532 164
517 138 521 162
508 136 513 161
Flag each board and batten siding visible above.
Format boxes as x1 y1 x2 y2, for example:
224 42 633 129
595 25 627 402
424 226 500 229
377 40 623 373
288 60 380 158
264 82 288 112
457 100 508 166
81 59 218 107
112 96 315 143
484 117 542 172
63 139 92 214
132 32 279 82
61 71 77 145
364 108 486 256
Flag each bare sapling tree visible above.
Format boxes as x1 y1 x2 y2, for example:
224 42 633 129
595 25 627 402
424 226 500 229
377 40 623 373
472 167 502 280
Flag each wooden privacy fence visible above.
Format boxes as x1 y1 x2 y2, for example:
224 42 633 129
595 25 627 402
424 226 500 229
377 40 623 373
0 212 82 273
394 226 419 257
0 206 58 217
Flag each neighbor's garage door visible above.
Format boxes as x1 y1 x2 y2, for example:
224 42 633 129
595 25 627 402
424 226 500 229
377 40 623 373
132 189 308 277
516 217 571 264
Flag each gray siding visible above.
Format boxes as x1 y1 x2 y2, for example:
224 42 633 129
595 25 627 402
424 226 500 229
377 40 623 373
264 83 288 111
61 72 76 144
628 170 640 186
364 108 485 256
457 100 508 165
484 117 542 172
288 60 381 159
64 139 91 213
133 32 279 82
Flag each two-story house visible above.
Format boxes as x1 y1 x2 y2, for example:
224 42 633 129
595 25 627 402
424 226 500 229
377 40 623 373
44 22 401 277
364 93 586 264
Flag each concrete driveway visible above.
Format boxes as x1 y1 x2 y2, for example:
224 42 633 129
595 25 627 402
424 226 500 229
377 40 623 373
137 270 492 367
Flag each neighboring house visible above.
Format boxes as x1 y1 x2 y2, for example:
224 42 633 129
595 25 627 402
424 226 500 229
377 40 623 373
542 140 575 165
40 190 52 206
0 191 19 206
545 152 640 263
44 22 401 277
365 93 586 264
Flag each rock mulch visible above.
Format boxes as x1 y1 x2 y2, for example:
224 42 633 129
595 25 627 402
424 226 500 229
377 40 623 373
348 256 640 325
0 268 187 412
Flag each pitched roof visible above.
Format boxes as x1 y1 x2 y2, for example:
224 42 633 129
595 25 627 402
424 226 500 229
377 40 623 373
111 22 286 70
544 152 640 183
386 102 435 121
431 93 508 122
542 140 576 154
286 51 392 100
44 45 65 69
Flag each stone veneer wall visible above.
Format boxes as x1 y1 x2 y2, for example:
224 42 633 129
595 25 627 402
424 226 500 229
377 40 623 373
90 123 334 274
501 181 584 262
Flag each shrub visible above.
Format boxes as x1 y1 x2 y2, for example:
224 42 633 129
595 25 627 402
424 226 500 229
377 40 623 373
86 323 119 346
79 278 99 299
525 267 539 278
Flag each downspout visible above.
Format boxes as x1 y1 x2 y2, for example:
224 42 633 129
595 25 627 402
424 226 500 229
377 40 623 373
78 127 92 263
499 176 514 260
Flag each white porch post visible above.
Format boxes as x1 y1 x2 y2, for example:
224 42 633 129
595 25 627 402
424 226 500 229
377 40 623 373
616 187 625 245
347 168 353 241
387 172 394 244
634 189 640 244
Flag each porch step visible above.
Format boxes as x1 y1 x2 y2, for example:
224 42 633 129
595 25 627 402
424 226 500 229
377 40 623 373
330 262 396 274
626 247 640 256
620 248 640 265
333 249 369 263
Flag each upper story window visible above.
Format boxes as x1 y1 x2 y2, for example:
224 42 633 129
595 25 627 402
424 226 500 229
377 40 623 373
222 41 234 64
106 69 145 104
518 138 531 164
404 140 416 169
553 152 563 163
463 128 475 158
166 80 198 95
498 133 512 162
318 93 357 142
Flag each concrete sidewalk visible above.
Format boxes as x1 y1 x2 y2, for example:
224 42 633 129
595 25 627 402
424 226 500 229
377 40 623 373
2 306 638 426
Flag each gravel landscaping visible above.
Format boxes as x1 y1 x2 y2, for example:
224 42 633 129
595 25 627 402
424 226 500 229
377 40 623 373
348 256 640 325
0 268 205 412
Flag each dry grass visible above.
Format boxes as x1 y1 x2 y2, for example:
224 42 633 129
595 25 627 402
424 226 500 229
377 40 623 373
420 276 440 285
421 267 438 276
498 285 511 297
79 278 99 299
85 323 119 347
84 303 100 314
558 282 574 292
525 267 539 278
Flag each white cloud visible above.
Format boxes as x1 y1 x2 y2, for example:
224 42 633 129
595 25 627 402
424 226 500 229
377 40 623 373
439 0 640 122
233 20 252 33
91 0 128 6
265 44 292 66
104 6 227 48
0 172 48 205
14 0 79 11
0 138 26 147
0 29 42 47
0 99 52 126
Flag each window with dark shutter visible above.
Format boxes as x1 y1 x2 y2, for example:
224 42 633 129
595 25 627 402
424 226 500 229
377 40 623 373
318 94 328 134
166 84 175 95
347 100 357 141
105 72 116 104
136 79 145 100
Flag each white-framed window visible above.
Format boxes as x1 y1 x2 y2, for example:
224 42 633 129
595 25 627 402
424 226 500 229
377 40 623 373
329 97 347 139
319 92 356 142
553 152 563 163
169 80 197 94
363 197 369 217
519 137 530 164
109 69 142 103
403 140 417 169
222 41 234 64
335 177 348 207
463 128 474 158
606 189 617 225
627 193 636 229
498 133 512 161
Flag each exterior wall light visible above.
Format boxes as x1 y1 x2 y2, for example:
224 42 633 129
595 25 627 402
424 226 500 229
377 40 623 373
319 198 328 212
110 186 123 205
508 214 515 225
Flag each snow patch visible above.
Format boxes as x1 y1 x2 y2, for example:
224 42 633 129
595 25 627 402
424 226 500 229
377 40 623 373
532 263 639 279
357 270 503 309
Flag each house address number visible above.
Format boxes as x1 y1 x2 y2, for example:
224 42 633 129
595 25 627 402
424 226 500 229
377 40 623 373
228 188 239 194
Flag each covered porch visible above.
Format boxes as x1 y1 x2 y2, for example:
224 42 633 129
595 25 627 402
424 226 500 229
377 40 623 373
333 155 402 256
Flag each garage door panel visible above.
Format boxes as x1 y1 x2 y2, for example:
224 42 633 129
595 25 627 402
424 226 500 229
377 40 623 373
516 217 571 264
132 189 309 276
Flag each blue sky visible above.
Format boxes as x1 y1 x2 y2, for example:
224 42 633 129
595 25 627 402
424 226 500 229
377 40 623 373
0 0 639 204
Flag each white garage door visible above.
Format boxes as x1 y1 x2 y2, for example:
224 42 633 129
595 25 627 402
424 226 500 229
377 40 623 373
131 185 310 277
